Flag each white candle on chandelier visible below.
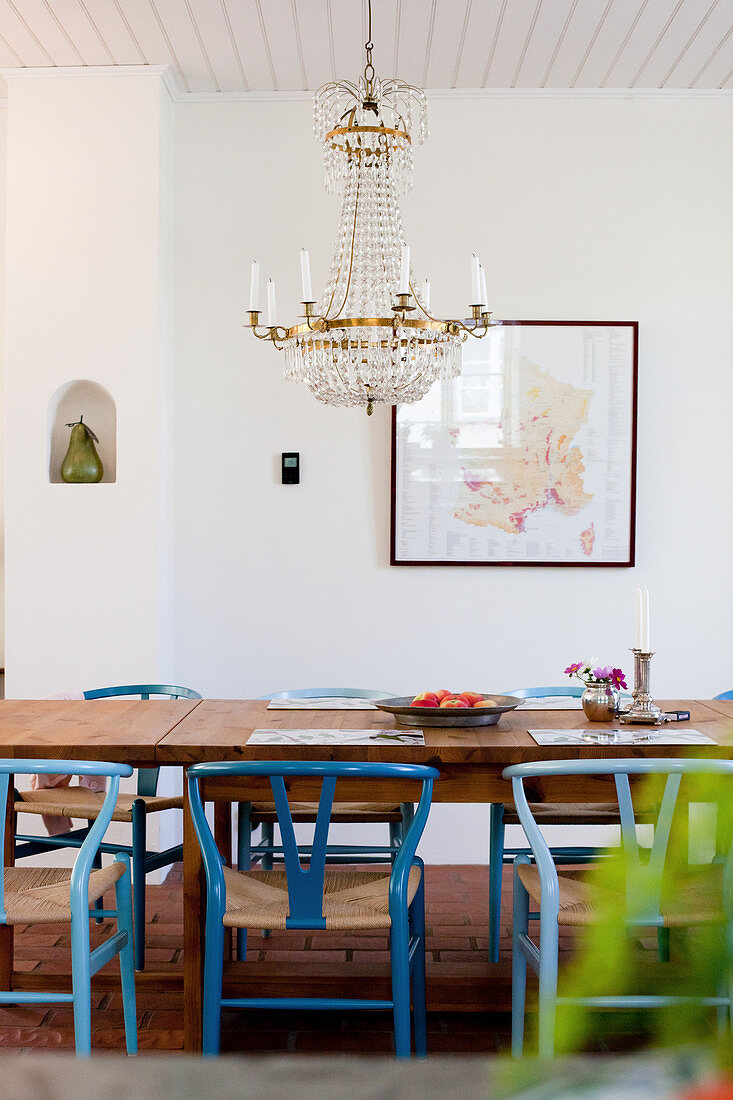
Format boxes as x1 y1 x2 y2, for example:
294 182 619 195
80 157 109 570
422 278 430 311
471 254 481 304
400 245 410 295
479 265 488 310
249 260 260 312
266 278 277 327
300 248 313 302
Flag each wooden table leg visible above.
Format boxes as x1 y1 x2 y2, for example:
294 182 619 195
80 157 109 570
183 775 204 1053
0 777 15 989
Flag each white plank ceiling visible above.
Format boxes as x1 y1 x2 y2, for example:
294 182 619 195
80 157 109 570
0 0 730 95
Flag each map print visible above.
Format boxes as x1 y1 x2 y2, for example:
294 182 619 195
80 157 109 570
453 360 593 536
393 323 636 566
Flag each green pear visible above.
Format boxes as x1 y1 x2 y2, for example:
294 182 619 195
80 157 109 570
60 416 103 483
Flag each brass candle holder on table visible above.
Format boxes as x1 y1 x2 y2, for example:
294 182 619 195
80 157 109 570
619 649 664 724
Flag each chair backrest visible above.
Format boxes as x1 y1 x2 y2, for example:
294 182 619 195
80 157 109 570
714 690 733 701
260 688 394 701
187 760 438 929
504 758 733 926
0 759 133 923
83 685 202 794
502 686 584 699
83 684 202 701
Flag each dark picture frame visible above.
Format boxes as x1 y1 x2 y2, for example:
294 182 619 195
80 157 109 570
390 320 638 567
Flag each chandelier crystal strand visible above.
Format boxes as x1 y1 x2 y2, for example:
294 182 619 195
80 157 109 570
249 0 493 414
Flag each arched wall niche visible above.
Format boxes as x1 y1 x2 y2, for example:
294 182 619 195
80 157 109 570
48 381 117 483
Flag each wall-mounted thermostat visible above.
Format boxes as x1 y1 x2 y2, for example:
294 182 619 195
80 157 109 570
281 452 300 484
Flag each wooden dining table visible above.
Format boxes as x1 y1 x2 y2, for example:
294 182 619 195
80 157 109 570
2 695 733 1052
154 697 733 1050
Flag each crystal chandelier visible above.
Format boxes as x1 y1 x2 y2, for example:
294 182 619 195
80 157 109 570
246 1 494 415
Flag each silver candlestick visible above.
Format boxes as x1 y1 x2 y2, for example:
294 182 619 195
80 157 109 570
619 648 664 724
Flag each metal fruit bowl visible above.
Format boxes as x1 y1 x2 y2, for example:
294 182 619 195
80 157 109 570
373 695 521 727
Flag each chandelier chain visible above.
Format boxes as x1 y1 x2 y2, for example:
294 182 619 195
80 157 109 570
364 0 375 99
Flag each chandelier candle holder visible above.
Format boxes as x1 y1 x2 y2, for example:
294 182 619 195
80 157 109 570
246 0 495 415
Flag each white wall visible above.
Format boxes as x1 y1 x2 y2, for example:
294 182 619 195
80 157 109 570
170 92 733 703
3 71 171 697
0 101 6 669
170 92 733 861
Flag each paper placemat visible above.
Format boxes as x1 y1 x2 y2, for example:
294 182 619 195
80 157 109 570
517 697 583 710
248 728 425 745
529 728 715 746
267 698 378 710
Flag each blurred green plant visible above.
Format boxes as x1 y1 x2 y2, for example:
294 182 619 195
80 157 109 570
547 769 733 1062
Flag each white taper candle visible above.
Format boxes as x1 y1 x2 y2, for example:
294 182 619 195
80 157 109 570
249 260 260 312
266 278 277 327
399 245 410 295
479 265 488 309
642 586 650 651
471 254 481 304
300 248 312 301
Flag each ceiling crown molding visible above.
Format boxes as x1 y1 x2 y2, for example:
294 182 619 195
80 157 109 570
0 69 730 107
0 64 181 101
176 86 733 104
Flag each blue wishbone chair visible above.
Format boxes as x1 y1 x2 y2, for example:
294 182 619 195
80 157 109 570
714 691 733 700
489 685 632 963
236 689 410 957
504 758 733 1058
188 759 437 1058
1 759 136 1057
14 684 202 970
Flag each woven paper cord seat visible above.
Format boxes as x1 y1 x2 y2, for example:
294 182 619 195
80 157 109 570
502 802 623 826
517 862 725 928
222 865 421 931
250 801 402 825
2 863 126 925
15 787 182 822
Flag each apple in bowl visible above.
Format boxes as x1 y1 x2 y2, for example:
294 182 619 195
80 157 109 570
410 691 439 708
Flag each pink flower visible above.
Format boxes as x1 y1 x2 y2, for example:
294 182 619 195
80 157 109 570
611 668 627 690
564 663 583 676
592 666 612 681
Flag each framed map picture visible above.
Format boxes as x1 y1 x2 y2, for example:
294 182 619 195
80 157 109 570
391 321 638 567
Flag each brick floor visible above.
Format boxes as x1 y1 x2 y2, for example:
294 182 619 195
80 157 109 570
0 864 601 1055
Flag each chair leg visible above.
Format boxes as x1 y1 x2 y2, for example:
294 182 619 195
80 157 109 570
537 909 559 1059
261 822 274 940
390 913 412 1058
70 907 92 1058
489 803 506 963
511 861 530 1058
131 800 147 971
203 915 225 1056
409 870 427 1058
388 822 399 864
236 804 252 961
90 823 104 925
113 855 138 1055
657 926 670 961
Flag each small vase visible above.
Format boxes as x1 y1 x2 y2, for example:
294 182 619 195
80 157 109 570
581 682 619 722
